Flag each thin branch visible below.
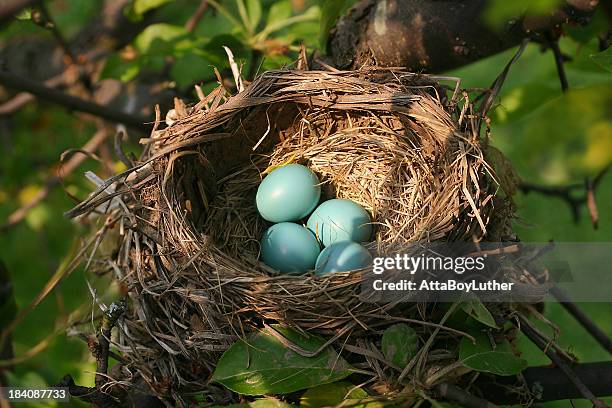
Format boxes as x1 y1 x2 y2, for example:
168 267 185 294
185 0 209 33
434 383 499 408
477 361 612 404
519 163 611 227
33 0 76 63
58 300 127 407
550 286 612 354
0 127 110 232
478 39 528 125
0 69 150 131
546 32 569 92
56 375 118 408
0 71 65 114
0 261 14 384
94 300 125 390
515 313 608 408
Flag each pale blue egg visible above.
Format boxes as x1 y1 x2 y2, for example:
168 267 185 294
260 222 320 274
315 241 373 275
307 199 372 247
256 164 321 222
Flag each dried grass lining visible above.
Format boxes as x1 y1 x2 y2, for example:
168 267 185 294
68 68 514 399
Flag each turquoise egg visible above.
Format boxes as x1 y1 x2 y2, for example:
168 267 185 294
307 199 372 247
315 241 373 275
260 222 320 274
256 164 321 223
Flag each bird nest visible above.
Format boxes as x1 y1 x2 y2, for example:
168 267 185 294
68 67 518 404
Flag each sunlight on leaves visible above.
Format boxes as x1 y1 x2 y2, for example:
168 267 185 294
134 23 188 54
133 0 172 15
301 381 379 408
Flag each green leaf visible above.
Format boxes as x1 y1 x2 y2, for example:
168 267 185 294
301 382 372 408
460 296 498 329
246 0 262 32
170 53 212 88
266 1 292 27
484 0 563 28
134 23 188 54
381 323 419 367
212 326 352 395
133 0 172 15
459 332 527 376
14 8 32 20
204 34 246 66
249 400 294 408
591 47 612 73
100 53 140 82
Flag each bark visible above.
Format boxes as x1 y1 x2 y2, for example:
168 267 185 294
328 0 600 72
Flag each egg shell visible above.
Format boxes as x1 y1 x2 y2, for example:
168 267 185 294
260 222 320 274
256 164 321 223
307 199 372 247
315 241 373 275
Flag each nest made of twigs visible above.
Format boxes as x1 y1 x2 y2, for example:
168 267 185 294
69 67 516 402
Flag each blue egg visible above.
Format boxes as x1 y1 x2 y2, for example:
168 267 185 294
307 199 372 247
260 222 320 274
256 164 321 223
315 241 373 275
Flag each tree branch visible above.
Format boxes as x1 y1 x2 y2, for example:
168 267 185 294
328 0 599 72
33 0 76 64
434 383 499 408
548 35 570 92
0 127 110 232
550 286 612 354
515 313 608 408
0 69 150 131
476 362 612 404
185 0 209 33
58 300 128 408
519 163 611 228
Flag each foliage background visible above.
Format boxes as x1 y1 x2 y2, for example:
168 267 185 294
0 0 610 407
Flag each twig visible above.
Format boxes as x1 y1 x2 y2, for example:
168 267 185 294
0 69 150 131
546 32 569 93
477 39 528 127
33 0 76 63
550 286 612 354
0 127 110 232
114 125 133 167
94 300 126 390
0 261 14 383
434 383 499 408
0 72 67 114
58 300 126 407
185 0 209 33
515 313 608 408
56 375 119 408
519 163 611 228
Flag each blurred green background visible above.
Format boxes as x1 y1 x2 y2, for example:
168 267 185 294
0 0 610 407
